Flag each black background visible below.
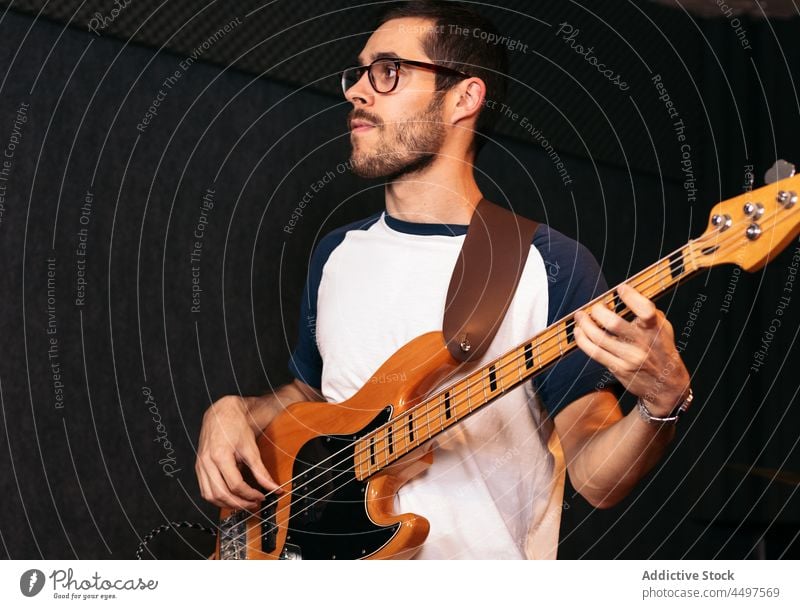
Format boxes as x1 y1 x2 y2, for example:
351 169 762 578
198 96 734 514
0 0 798 560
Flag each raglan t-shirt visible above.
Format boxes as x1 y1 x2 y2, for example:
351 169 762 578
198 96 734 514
288 211 617 559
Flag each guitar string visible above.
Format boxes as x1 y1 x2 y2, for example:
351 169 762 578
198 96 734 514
353 199 800 469
223 213 773 547
348 228 731 468
230 204 799 551
226 202 798 551
351 256 693 471
223 231 708 545
227 211 781 549
294 200 797 490
225 245 702 550
354 204 800 474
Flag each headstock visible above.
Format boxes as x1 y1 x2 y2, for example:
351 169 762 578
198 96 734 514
694 161 800 273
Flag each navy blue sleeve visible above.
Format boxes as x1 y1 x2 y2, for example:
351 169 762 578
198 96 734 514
287 262 323 390
286 230 339 390
531 225 622 417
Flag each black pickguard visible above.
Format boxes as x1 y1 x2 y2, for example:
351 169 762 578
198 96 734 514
262 406 400 559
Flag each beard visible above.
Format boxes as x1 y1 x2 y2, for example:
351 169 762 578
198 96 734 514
349 93 446 180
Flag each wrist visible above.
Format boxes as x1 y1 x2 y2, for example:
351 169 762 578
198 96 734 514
637 388 693 425
243 394 286 433
242 396 269 432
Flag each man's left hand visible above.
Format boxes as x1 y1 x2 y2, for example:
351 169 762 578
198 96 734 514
573 283 691 415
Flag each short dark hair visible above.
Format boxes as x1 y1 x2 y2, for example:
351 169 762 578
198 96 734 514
378 1 509 154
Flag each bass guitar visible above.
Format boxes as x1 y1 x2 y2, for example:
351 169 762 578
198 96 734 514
214 162 800 560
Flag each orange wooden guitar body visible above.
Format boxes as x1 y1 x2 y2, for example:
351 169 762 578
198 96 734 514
213 331 460 560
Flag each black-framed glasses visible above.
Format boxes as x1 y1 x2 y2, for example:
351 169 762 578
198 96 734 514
341 58 469 96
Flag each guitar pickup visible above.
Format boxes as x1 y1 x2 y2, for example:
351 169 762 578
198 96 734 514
261 493 277 553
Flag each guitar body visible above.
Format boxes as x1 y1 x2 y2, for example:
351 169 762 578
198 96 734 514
213 331 460 560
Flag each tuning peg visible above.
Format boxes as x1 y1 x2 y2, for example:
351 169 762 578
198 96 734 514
764 159 796 184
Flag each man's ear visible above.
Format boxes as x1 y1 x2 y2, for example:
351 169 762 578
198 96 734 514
449 77 486 125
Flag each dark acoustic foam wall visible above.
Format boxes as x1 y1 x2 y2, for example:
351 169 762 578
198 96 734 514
7 1 797 186
0 2 798 561
1 0 713 180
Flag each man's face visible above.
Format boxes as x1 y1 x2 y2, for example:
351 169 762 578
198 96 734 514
345 18 448 179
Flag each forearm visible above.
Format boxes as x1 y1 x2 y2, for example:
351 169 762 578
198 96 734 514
567 283 692 507
569 405 676 508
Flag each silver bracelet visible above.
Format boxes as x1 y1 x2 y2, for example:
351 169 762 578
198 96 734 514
637 388 694 425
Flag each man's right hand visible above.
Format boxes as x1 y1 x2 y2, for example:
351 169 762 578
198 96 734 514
195 380 320 511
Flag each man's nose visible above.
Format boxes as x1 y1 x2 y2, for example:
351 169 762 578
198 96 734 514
345 70 374 107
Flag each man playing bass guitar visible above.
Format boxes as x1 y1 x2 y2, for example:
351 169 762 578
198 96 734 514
195 1 693 559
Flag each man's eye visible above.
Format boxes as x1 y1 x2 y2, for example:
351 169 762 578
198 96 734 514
378 63 397 80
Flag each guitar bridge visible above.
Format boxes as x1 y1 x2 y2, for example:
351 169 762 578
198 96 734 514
219 510 248 560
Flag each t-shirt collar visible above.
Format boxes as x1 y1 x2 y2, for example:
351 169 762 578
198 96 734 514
382 211 468 237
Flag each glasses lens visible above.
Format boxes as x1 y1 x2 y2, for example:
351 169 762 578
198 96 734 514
341 66 366 95
369 59 399 93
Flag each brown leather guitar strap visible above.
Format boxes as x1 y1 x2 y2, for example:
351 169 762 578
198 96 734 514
443 198 539 362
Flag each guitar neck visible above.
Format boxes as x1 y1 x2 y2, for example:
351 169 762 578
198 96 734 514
353 239 703 480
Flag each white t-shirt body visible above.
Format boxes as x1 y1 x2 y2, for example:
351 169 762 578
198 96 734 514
289 212 614 559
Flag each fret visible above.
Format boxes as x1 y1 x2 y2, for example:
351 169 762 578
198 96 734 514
375 431 386 469
613 289 624 313
458 384 467 417
424 400 433 444
668 249 685 280
505 357 515 390
355 440 363 478
459 380 470 415
387 425 394 455
506 359 513 386
497 360 506 392
435 396 443 435
551 333 562 363
489 364 498 392
383 430 391 468
648 262 661 296
685 242 699 274
407 413 414 444
392 424 403 457
443 390 452 420
658 260 668 292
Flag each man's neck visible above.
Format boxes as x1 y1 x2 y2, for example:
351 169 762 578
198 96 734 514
383 155 482 225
